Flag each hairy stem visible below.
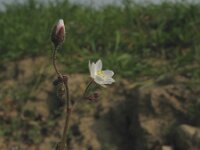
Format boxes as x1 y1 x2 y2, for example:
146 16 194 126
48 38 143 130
59 79 94 150
52 47 62 77
83 79 93 97
60 76 70 150
52 47 94 150
52 46 71 150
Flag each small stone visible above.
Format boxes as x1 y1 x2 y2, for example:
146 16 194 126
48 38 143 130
175 124 200 150
162 145 173 150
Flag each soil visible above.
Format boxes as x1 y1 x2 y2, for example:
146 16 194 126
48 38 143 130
0 56 199 150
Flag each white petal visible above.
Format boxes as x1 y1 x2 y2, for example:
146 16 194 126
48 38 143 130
89 60 91 73
90 62 96 78
94 76 107 88
58 19 64 25
103 70 114 77
94 76 104 85
108 78 115 82
103 78 115 84
100 84 107 88
95 59 102 72
56 19 65 34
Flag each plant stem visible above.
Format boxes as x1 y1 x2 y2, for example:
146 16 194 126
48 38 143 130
52 46 62 77
52 47 94 150
83 79 93 97
52 46 71 150
60 76 70 150
59 79 94 150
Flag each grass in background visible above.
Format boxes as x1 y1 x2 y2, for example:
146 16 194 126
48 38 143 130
0 0 200 80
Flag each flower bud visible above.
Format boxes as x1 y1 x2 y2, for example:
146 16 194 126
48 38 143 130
51 19 65 48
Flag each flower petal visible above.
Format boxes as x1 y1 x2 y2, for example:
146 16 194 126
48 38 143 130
103 70 114 77
56 19 65 34
95 59 102 72
103 77 115 84
94 76 104 85
94 76 107 88
89 60 91 72
90 62 96 78
100 84 107 88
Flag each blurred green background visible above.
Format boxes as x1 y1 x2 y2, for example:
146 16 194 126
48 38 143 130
0 0 200 80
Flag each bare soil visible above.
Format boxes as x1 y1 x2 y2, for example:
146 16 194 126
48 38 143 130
0 57 199 150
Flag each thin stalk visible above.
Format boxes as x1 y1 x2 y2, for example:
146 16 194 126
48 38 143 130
60 77 70 150
52 47 62 77
52 46 70 150
60 79 93 149
67 79 94 117
83 79 93 97
52 46 94 150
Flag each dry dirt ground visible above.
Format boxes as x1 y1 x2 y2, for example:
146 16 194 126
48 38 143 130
0 57 200 150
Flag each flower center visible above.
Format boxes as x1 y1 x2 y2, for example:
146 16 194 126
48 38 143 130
97 70 104 76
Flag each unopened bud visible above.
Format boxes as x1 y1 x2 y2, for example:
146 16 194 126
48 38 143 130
51 19 65 48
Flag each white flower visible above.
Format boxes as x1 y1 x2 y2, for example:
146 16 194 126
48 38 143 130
89 59 115 87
